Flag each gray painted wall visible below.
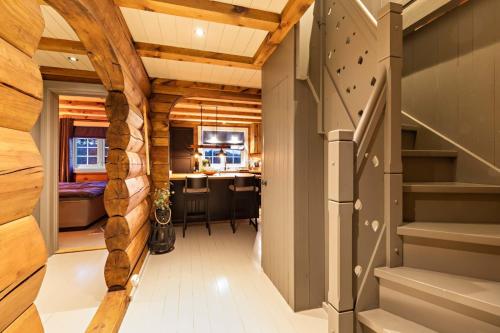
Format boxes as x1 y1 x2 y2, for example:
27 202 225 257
402 0 500 183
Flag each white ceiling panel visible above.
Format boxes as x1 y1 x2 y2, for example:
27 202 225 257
40 5 79 41
216 0 289 13
143 58 261 88
120 7 269 57
34 51 94 71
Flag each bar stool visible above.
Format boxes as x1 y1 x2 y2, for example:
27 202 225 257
228 174 259 233
183 175 211 237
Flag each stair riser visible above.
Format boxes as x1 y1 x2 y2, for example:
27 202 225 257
403 236 500 281
403 157 456 182
403 193 500 223
379 281 500 333
402 130 416 150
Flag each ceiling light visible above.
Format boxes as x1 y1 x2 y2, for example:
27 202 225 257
194 27 205 37
67 56 79 63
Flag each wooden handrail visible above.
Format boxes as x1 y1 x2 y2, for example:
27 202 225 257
353 66 387 155
354 0 377 27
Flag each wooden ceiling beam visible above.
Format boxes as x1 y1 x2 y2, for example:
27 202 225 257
170 120 250 128
253 0 314 67
175 102 261 113
59 100 105 110
170 108 262 119
135 41 257 69
169 115 257 124
38 37 260 69
114 0 281 32
182 98 261 108
154 79 261 95
38 37 86 54
153 86 261 102
59 109 107 115
40 66 102 84
59 114 108 121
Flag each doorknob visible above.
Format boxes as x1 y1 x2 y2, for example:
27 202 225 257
261 180 268 186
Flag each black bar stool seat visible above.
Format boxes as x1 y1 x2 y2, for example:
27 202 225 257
183 175 211 237
228 174 259 233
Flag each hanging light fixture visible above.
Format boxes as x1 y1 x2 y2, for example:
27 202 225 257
216 106 225 157
194 104 203 158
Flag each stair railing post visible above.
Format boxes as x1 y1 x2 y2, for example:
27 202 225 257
378 2 404 267
326 129 355 333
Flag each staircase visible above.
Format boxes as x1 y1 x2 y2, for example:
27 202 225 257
358 124 500 333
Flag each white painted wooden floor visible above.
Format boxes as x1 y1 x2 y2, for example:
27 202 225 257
121 222 328 333
35 250 108 333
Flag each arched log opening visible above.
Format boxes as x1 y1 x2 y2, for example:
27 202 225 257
45 0 151 292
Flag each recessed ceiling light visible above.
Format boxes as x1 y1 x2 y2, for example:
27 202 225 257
67 56 79 62
194 27 205 37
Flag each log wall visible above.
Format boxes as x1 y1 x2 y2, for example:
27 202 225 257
104 92 151 290
149 94 180 189
0 1 47 332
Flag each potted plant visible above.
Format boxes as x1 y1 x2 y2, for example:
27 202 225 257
149 185 176 254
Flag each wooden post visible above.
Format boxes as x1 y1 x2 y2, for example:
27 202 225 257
378 2 403 267
327 129 354 329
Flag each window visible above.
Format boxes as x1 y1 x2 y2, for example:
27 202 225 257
74 138 108 171
203 149 221 165
198 126 248 170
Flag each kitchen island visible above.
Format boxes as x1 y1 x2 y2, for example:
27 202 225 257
170 173 261 224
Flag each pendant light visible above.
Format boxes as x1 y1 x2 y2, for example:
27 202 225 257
216 105 225 157
194 104 202 158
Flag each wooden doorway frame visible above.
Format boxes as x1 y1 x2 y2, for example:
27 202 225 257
37 80 107 255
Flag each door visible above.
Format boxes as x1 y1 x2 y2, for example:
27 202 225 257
170 127 194 173
261 76 295 304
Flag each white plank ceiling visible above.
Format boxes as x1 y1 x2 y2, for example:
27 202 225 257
34 1 289 88
120 8 268 57
34 50 94 71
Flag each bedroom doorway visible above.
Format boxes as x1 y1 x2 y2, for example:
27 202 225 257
37 81 108 255
57 95 109 253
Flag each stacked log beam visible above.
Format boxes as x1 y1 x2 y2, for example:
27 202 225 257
149 94 180 189
0 1 47 332
104 92 151 290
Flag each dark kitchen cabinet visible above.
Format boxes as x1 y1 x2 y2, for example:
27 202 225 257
170 127 194 173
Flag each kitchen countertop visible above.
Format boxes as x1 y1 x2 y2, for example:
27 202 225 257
170 172 261 180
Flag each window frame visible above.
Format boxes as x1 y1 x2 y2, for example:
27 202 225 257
73 137 108 172
197 126 248 170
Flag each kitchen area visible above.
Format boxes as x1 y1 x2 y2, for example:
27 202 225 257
167 103 262 232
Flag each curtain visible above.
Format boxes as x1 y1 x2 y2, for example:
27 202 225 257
59 118 74 182
73 126 107 138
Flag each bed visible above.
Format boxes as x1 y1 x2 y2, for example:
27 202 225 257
59 181 107 229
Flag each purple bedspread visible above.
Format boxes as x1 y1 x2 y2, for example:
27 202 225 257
59 181 107 198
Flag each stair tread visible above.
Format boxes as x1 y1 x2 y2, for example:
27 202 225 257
403 182 500 194
402 149 457 157
358 308 438 333
398 222 500 246
402 124 419 131
375 267 500 316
